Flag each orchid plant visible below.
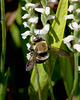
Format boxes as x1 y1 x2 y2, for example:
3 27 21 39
21 0 80 100
21 0 57 100
62 0 80 99
21 0 56 61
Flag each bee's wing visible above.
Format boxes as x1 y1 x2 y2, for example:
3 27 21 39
49 46 70 57
26 52 37 71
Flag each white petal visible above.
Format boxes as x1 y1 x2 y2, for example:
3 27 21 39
76 9 80 13
24 0 28 2
21 7 26 11
45 7 50 15
71 0 80 2
72 22 80 31
34 3 39 8
35 7 50 15
30 36 36 42
48 0 57 2
23 22 30 28
64 14 74 20
68 23 74 30
73 44 80 52
26 43 31 50
26 3 39 9
43 24 50 34
71 0 78 1
68 5 74 13
34 29 40 35
78 39 80 43
35 8 44 13
28 16 38 23
34 24 50 35
68 22 80 31
21 31 31 39
78 66 80 71
22 14 30 19
47 15 55 20
26 52 31 60
62 35 74 44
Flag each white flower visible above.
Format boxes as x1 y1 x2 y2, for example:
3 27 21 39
64 14 74 20
68 23 74 30
21 31 31 39
35 7 50 15
26 43 31 50
35 7 55 20
68 5 74 13
21 7 26 11
68 22 80 31
62 35 74 44
34 24 50 35
24 0 28 2
78 66 80 71
22 14 30 19
30 36 36 42
23 22 30 28
62 35 75 52
25 3 39 9
47 15 55 20
45 7 50 15
35 8 44 13
76 9 80 13
71 0 80 2
73 44 80 52
28 16 38 23
78 39 80 43
71 0 78 1
72 22 80 31
48 0 57 2
26 52 31 60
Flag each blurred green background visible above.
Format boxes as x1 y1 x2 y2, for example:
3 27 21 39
1 0 80 100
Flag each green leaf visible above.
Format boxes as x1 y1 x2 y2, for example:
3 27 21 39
16 3 22 25
0 72 4 83
41 0 47 8
59 57 73 96
9 4 22 47
29 0 68 99
10 23 21 47
0 67 10 100
41 14 47 26
29 64 49 100
50 0 68 48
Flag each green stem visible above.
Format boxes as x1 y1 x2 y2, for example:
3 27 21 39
69 52 78 100
48 57 54 100
49 78 54 100
34 64 42 100
1 0 6 73
69 30 79 100
0 0 7 100
0 68 10 100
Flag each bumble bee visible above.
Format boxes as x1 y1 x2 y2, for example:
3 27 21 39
26 37 70 71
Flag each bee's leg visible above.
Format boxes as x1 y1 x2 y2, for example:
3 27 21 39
29 43 34 51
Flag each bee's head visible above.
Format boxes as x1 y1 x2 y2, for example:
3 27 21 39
33 37 45 44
